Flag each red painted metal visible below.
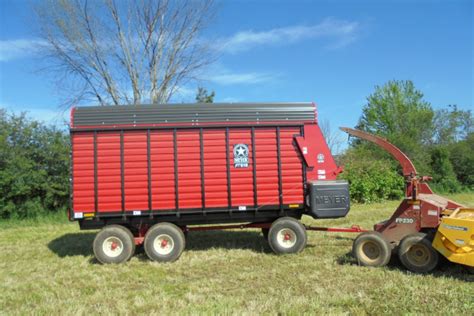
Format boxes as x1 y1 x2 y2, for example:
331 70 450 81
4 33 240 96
305 225 368 233
72 119 336 215
184 223 367 233
295 124 341 180
185 223 271 231
134 237 144 246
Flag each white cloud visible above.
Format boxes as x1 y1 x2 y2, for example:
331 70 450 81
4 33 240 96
0 38 47 62
218 18 360 53
208 72 275 85
204 64 277 85
219 97 240 103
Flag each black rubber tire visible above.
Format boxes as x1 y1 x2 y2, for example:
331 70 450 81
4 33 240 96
268 217 307 254
352 232 391 267
261 228 269 240
93 225 136 264
144 222 185 262
398 233 439 273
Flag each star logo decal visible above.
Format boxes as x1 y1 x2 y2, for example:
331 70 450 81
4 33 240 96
234 144 248 157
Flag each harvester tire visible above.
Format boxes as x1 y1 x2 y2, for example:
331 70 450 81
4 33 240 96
398 233 439 273
352 232 391 267
268 217 307 254
93 225 136 264
144 222 185 262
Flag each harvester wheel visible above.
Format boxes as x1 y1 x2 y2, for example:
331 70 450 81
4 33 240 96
398 233 439 273
144 222 185 262
352 232 391 267
268 217 307 254
93 225 136 264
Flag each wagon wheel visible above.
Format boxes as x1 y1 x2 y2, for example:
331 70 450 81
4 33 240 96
398 233 439 273
268 217 307 254
352 232 391 267
93 225 136 264
144 222 186 262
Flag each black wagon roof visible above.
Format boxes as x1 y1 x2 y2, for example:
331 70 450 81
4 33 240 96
71 102 317 129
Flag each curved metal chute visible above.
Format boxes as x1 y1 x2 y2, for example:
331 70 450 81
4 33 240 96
340 127 417 177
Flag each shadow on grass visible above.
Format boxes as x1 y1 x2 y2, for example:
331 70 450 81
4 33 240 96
336 251 474 282
48 230 283 259
48 233 95 257
333 236 354 241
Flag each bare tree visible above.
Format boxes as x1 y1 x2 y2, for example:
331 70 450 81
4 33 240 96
319 119 345 155
35 0 215 107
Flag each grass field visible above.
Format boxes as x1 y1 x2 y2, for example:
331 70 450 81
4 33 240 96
1 193 473 315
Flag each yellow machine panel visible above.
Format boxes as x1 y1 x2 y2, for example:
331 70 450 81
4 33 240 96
432 208 474 268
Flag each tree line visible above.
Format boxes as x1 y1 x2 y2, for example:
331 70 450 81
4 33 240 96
339 80 473 202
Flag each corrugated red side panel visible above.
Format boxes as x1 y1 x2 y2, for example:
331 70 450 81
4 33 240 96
229 129 254 206
72 126 305 215
203 129 228 207
150 131 175 210
254 128 279 206
97 132 122 212
123 131 148 210
280 127 304 204
177 130 202 209
72 133 95 212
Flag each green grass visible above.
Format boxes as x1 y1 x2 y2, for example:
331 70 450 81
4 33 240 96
1 193 473 314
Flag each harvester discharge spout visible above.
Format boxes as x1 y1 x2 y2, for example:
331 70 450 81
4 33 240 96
339 127 430 198
339 127 417 178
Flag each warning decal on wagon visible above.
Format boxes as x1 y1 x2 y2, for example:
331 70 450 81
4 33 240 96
233 144 249 168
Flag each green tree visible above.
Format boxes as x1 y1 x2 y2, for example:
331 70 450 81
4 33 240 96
433 105 472 145
447 132 474 188
195 87 215 103
429 146 461 193
0 110 70 219
356 80 435 174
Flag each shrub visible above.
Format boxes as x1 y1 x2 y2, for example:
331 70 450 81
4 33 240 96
447 133 474 189
339 155 405 203
429 146 461 193
0 110 70 219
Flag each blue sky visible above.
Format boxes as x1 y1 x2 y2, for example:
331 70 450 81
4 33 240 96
0 0 472 132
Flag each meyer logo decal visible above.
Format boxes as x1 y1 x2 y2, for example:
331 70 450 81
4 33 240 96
315 195 348 205
233 144 249 168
